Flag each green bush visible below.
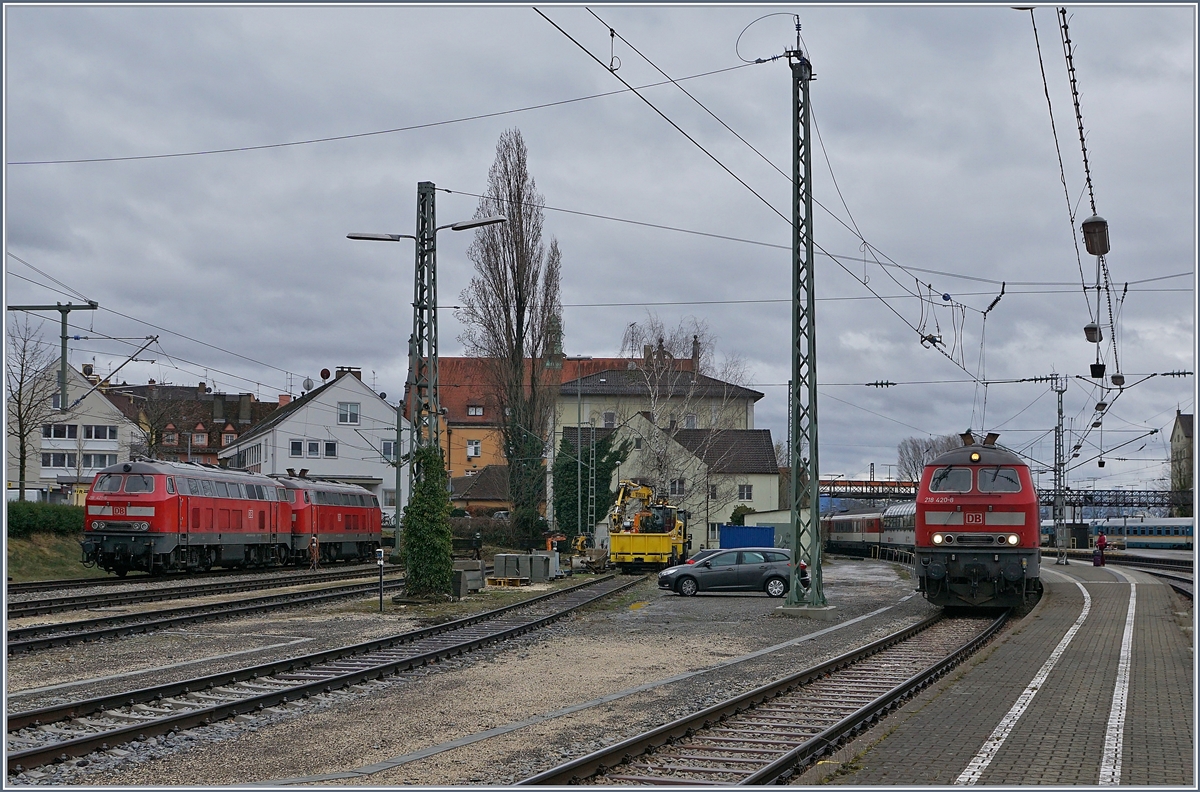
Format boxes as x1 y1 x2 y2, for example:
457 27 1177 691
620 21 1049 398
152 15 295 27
401 446 454 597
5 501 85 538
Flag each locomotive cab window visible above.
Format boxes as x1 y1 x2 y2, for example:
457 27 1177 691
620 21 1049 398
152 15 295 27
929 467 972 493
94 474 123 493
978 467 1022 492
166 478 176 495
124 475 155 493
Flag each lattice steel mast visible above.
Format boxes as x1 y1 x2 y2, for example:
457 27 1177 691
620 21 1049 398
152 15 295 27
785 21 825 608
406 181 441 485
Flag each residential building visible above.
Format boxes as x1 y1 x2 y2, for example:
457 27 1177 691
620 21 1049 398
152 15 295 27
104 380 278 466
449 464 511 514
1170 410 1193 517
565 416 779 552
5 361 138 504
217 367 408 514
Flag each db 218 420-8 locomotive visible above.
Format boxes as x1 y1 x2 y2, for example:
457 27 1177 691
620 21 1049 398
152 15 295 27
82 459 381 576
915 435 1042 608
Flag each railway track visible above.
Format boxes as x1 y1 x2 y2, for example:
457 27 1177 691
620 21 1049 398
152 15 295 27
5 574 639 775
520 610 1008 786
1145 570 1193 600
6 575 409 655
7 565 392 618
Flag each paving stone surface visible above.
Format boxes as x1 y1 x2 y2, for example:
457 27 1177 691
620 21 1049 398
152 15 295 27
820 564 1193 786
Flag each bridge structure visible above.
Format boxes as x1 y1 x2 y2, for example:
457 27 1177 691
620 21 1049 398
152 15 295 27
819 480 1192 510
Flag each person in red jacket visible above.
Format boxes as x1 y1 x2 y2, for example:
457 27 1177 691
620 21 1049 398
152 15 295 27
1096 530 1107 566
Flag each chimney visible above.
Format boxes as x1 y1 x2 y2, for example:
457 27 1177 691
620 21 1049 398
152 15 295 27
239 393 251 424
692 334 700 371
278 394 292 406
213 397 225 422
197 382 206 399
335 366 362 380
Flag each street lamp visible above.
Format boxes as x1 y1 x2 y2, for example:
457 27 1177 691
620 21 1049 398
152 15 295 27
564 356 592 538
350 208 504 532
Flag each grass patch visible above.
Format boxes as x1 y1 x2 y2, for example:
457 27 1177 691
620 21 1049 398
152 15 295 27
5 533 124 583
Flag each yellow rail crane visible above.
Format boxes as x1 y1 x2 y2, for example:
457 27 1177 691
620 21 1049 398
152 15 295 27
607 480 687 573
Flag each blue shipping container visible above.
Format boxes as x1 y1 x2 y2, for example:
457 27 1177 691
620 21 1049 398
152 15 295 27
719 524 775 549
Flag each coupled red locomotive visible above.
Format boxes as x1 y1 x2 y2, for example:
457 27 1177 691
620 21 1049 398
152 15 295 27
82 459 381 576
914 436 1041 607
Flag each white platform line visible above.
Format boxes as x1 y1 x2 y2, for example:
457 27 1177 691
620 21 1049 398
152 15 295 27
1099 567 1136 785
955 569 1092 785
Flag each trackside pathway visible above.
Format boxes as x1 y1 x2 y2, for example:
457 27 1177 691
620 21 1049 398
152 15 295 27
819 564 1193 786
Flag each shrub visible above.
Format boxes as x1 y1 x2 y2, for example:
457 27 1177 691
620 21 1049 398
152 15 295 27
5 501 85 539
401 446 454 597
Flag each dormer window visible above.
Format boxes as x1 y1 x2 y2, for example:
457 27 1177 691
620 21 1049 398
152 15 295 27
467 405 484 416
163 432 178 446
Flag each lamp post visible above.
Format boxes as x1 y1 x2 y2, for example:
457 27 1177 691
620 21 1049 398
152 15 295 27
348 181 505 531
564 356 592 538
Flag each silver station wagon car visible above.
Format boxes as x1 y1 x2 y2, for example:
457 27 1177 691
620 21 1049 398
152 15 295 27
658 547 807 597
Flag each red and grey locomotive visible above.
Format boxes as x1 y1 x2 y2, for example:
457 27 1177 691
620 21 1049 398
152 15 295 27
82 459 381 576
914 435 1041 607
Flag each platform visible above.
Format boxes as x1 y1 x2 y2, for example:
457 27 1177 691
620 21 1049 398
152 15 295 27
808 563 1194 786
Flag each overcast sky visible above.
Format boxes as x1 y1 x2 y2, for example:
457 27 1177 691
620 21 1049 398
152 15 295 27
4 4 1196 491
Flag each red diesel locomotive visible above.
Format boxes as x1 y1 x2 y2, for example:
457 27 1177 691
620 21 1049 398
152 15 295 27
82 459 381 576
914 436 1042 607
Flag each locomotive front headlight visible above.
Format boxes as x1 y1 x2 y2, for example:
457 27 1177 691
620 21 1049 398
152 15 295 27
1007 534 1019 545
932 533 944 545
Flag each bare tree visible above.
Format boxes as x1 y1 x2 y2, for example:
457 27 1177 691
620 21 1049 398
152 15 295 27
456 128 563 545
616 314 754 526
897 434 962 481
5 316 58 501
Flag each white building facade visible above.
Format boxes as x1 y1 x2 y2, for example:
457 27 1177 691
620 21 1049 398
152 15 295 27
217 368 409 517
6 362 137 504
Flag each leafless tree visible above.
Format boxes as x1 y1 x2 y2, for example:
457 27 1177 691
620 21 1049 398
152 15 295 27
5 316 58 500
616 314 753 523
897 434 962 481
456 128 562 544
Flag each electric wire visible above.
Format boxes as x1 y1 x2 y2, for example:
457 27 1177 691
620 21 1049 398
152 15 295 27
5 65 756 166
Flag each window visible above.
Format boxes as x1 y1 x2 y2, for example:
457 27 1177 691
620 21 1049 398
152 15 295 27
52 393 60 409
709 484 718 500
192 433 208 447
467 405 484 416
186 478 201 496
709 552 737 567
685 413 698 430
94 475 123 493
977 467 1022 493
290 440 304 457
81 454 117 469
84 425 118 440
41 453 77 468
384 489 396 508
324 441 337 458
163 432 178 446
42 424 78 439
741 551 766 564
338 402 360 425
382 440 396 462
214 482 230 497
669 478 686 497
929 467 972 493
633 438 642 450
466 439 482 458
222 433 237 446
200 480 215 497
307 441 321 458
603 412 616 429
166 478 176 495
124 475 155 493
738 484 753 500
708 522 719 541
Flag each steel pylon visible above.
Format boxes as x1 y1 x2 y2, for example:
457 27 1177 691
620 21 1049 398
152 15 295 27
406 181 441 485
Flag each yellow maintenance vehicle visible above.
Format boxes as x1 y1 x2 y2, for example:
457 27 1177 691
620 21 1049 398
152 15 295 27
607 480 687 573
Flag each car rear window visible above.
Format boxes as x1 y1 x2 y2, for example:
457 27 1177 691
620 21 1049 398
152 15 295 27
764 551 789 562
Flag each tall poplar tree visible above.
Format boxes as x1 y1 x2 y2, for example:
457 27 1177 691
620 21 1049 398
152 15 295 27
456 128 563 548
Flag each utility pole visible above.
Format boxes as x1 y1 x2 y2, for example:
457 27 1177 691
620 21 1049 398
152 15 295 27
784 17 827 610
407 181 440 488
1052 375 1070 565
6 301 100 412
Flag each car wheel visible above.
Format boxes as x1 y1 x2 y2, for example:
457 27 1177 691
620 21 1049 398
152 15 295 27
677 577 699 597
765 576 788 598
